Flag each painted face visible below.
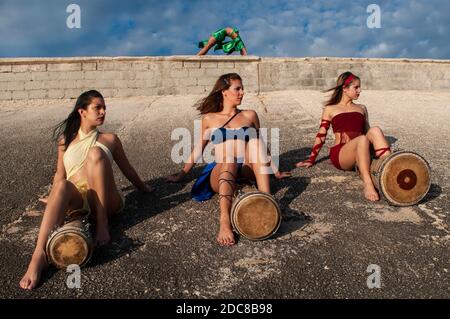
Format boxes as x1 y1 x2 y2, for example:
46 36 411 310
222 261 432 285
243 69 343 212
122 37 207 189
223 79 244 106
80 97 106 126
344 79 361 100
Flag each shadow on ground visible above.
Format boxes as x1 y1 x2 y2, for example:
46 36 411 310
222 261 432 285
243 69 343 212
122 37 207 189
91 149 315 265
90 165 206 267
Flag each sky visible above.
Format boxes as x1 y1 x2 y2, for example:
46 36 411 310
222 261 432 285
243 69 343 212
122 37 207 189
0 0 449 59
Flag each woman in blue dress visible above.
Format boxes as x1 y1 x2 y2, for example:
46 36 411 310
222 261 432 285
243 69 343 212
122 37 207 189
167 73 290 246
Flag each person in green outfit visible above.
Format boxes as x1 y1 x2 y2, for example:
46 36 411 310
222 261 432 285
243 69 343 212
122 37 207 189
197 27 248 56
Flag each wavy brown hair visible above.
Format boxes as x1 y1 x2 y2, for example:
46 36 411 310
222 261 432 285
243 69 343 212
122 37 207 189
195 73 242 114
324 72 360 106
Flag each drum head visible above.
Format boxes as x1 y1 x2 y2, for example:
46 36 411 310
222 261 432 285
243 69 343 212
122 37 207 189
379 151 431 206
231 192 281 241
46 227 92 269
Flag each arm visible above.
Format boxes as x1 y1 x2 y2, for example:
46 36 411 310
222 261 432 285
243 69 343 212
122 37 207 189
361 105 370 133
166 117 210 182
53 141 67 185
112 135 151 192
40 141 66 203
296 108 332 168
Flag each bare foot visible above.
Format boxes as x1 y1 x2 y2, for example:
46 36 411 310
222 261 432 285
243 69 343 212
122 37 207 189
19 249 48 290
364 183 380 202
217 219 235 247
95 226 111 246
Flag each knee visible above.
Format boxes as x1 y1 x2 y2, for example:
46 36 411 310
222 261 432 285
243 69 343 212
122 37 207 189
248 136 260 146
357 135 370 147
367 126 383 137
246 137 262 153
86 147 107 164
219 163 239 181
207 37 216 45
246 138 256 151
53 179 70 192
221 161 238 170
246 139 258 163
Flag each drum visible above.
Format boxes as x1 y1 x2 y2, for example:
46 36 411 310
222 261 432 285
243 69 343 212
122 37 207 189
370 151 431 206
230 185 281 241
46 210 94 269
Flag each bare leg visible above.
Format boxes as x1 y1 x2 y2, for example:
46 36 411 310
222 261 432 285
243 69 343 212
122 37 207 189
20 180 83 290
210 162 239 246
338 136 379 201
85 147 122 246
366 126 391 158
226 28 247 56
245 138 271 193
197 37 217 56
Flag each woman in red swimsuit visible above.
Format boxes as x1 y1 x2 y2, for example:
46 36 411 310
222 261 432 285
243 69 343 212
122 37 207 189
296 72 391 201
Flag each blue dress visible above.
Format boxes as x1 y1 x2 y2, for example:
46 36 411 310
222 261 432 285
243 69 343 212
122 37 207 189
191 126 257 201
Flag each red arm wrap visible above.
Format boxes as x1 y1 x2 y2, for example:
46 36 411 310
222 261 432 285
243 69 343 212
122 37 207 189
307 120 331 163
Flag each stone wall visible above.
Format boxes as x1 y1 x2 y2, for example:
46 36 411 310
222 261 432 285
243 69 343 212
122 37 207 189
0 56 449 100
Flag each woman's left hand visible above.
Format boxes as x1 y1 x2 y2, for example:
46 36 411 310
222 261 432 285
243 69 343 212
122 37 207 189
275 171 292 179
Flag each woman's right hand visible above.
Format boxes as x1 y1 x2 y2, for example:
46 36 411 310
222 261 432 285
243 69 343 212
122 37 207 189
166 170 187 183
295 160 314 168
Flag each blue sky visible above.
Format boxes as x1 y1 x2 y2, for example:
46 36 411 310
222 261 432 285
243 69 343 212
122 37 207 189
0 0 449 58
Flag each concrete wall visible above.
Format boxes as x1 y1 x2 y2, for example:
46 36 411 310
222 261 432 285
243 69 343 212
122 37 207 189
0 56 449 100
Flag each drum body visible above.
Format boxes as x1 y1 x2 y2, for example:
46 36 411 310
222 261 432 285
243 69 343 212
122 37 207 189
370 151 431 206
230 186 281 241
46 211 93 269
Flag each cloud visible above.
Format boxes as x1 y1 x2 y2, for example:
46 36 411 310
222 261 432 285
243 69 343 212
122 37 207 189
0 0 448 59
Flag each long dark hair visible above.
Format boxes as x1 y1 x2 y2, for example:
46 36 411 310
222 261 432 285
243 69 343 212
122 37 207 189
324 72 360 106
53 90 104 150
195 73 242 114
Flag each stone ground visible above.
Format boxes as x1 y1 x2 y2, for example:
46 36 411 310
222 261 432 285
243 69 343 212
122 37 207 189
0 90 449 299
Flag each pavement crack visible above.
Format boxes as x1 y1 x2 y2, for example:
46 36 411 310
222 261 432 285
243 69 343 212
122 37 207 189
418 204 450 235
256 95 268 113
117 96 161 138
292 96 317 122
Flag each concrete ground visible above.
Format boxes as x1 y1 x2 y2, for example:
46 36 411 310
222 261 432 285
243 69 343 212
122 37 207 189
0 90 449 299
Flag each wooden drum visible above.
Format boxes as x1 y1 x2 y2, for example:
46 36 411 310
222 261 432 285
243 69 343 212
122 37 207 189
46 210 94 269
370 151 431 206
230 186 281 241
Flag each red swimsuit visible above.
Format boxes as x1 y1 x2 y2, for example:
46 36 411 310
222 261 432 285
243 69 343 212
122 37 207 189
329 112 366 170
